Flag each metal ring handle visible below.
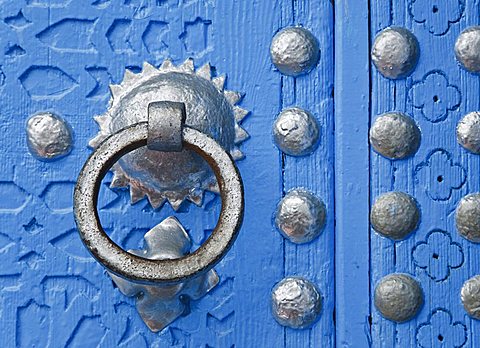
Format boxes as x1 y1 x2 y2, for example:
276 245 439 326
73 121 244 284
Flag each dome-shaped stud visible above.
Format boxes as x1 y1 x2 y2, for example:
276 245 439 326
370 192 420 241
371 27 420 79
270 27 320 77
455 26 480 74
455 193 480 243
374 273 424 323
274 189 326 244
273 107 320 156
271 277 322 329
26 112 73 161
461 275 480 320
457 111 480 154
369 112 421 160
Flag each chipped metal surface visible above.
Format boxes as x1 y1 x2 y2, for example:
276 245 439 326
374 273 423 323
370 191 420 241
271 277 322 329
371 27 419 79
457 111 480 154
455 26 480 74
26 112 73 160
369 112 421 159
74 121 244 284
272 107 320 157
270 27 320 76
90 59 249 210
274 188 326 244
461 275 480 320
455 193 480 243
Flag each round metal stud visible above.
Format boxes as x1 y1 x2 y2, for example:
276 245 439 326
371 27 420 79
26 112 73 160
461 275 480 320
455 193 480 243
270 27 320 76
369 112 421 159
74 122 244 284
370 192 420 241
275 189 326 244
271 277 322 329
455 26 480 74
374 273 424 323
273 107 320 156
457 111 480 154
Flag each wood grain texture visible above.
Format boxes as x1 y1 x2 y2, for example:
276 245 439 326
370 0 480 347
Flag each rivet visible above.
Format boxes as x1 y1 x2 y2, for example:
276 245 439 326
461 275 480 320
370 192 420 241
270 27 320 76
273 107 320 156
457 111 480 154
275 188 326 244
455 193 480 243
371 27 419 79
374 273 424 323
455 26 480 74
369 112 421 159
271 277 322 329
26 112 73 161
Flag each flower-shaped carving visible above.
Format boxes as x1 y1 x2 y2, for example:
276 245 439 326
412 230 463 281
409 0 465 36
416 309 467 348
414 149 466 201
409 71 461 123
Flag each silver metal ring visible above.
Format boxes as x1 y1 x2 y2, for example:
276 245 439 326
74 121 244 284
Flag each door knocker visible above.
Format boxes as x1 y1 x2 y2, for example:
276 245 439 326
73 60 245 332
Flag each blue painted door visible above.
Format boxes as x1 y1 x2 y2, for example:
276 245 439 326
1 0 479 347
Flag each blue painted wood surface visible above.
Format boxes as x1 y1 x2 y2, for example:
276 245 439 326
2 0 480 347
0 0 334 347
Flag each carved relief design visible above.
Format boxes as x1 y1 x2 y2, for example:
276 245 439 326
416 309 467 348
412 230 464 281
409 71 461 123
409 0 464 36
414 149 466 201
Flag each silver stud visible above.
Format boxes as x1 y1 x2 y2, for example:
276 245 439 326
273 107 320 156
370 192 420 241
270 27 320 76
455 26 480 74
271 277 322 329
374 273 423 323
461 275 480 320
26 112 73 161
455 193 480 243
370 112 421 159
457 111 480 154
275 189 326 244
371 27 419 79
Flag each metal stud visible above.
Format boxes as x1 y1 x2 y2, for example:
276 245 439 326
369 112 421 159
374 273 424 323
26 112 73 161
371 27 420 79
455 26 480 74
271 277 322 329
455 193 480 243
270 27 320 76
370 192 420 241
275 189 326 244
461 275 480 320
273 107 320 156
457 111 480 154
